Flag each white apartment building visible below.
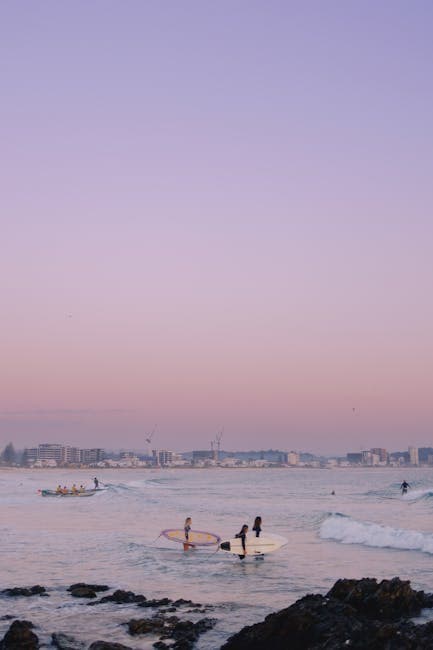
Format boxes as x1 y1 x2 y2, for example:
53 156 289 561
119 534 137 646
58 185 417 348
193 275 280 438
409 446 419 466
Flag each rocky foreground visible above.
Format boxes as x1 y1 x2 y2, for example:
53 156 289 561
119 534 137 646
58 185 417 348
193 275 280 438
222 577 433 649
2 577 433 649
0 583 216 649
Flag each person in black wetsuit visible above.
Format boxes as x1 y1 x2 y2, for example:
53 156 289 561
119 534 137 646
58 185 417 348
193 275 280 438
94 477 99 489
235 524 249 559
400 480 410 495
252 516 262 537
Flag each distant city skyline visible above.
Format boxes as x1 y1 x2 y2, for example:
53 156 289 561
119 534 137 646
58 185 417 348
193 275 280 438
2 2 433 455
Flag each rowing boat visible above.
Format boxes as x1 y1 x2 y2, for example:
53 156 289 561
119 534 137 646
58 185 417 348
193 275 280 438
39 489 98 497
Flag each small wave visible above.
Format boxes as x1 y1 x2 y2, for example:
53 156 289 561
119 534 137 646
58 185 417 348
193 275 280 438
403 487 433 501
320 514 433 555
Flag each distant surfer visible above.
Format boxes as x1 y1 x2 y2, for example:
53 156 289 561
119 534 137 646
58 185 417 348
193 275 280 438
183 517 195 551
400 480 410 495
93 477 99 489
252 516 262 538
235 524 249 559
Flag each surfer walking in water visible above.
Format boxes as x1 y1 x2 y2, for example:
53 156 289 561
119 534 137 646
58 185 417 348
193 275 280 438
252 516 262 538
400 480 410 495
183 517 195 551
235 524 249 559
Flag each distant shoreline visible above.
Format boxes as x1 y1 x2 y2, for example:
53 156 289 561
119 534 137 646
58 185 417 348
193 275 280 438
0 464 428 471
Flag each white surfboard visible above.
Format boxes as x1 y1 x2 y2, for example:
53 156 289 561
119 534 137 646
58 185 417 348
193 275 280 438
219 532 287 556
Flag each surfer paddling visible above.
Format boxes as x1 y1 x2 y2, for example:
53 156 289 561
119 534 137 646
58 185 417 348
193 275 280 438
183 517 196 551
400 480 410 495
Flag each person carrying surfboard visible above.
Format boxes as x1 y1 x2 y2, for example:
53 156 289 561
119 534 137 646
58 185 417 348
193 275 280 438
235 524 249 559
183 517 195 551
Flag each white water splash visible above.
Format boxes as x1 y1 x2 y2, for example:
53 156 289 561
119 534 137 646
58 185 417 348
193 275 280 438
320 514 433 555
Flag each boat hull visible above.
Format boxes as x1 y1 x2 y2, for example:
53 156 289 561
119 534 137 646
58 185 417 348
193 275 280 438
40 489 98 497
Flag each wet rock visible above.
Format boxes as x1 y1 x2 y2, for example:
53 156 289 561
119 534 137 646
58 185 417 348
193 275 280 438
98 590 147 604
51 632 86 649
1 586 46 597
67 583 109 593
170 618 217 648
186 609 207 614
89 641 133 650
127 614 216 649
221 577 433 650
127 617 166 635
327 576 433 619
172 599 201 608
68 586 97 599
0 619 39 649
137 597 171 608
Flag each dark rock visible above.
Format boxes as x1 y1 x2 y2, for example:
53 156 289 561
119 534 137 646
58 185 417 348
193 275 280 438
137 597 171 608
1 586 46 597
98 590 147 604
172 599 201 608
222 577 433 650
0 619 39 649
127 617 166 636
127 614 216 649
89 641 133 650
0 617 14 622
186 608 207 613
68 586 97 599
169 618 217 648
67 583 109 593
327 576 433 619
152 643 169 649
51 632 86 649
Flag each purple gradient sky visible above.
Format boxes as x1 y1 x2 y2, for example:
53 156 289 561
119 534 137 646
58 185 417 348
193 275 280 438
2 1 433 454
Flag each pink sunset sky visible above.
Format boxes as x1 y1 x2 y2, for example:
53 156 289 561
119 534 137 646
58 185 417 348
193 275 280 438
2 1 433 455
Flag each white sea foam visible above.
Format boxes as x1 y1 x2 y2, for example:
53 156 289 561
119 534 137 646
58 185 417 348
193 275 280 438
320 513 433 554
403 487 433 501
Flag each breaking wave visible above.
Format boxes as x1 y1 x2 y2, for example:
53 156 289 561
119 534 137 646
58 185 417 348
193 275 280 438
320 513 433 555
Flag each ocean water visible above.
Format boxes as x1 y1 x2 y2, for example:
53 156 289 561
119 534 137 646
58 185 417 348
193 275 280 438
2 466 433 648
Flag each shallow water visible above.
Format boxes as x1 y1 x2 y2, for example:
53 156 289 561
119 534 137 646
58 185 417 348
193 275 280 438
2 466 433 648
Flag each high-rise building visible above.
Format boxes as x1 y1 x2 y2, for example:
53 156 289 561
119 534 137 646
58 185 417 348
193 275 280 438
409 446 419 466
62 446 81 464
38 443 63 463
22 444 104 466
80 448 105 464
153 449 173 466
371 448 388 463
287 451 299 466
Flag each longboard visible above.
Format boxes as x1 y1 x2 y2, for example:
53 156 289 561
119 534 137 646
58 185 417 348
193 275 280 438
220 532 287 556
161 529 220 546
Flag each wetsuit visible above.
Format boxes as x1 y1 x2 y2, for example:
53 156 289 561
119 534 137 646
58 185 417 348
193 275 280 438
401 482 410 494
253 524 261 538
235 531 247 559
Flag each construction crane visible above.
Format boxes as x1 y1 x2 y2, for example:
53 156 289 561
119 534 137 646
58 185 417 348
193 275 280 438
145 425 157 456
213 428 223 462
